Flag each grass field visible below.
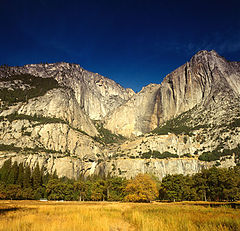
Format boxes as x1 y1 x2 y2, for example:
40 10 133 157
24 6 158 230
0 201 239 231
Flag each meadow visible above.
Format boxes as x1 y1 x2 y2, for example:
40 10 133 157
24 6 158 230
0 201 239 231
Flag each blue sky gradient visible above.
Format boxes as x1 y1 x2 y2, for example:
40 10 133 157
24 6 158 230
1 0 240 92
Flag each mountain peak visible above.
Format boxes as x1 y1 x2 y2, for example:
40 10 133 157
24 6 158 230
189 49 228 69
191 49 220 60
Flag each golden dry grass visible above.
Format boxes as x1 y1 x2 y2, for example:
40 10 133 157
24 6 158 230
0 200 239 231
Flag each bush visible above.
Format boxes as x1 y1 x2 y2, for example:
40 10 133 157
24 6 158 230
140 150 178 159
181 153 192 158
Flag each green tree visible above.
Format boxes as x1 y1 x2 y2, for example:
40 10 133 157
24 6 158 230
181 176 197 200
52 169 58 179
90 179 107 201
0 183 6 199
46 179 74 200
192 171 208 201
20 187 34 199
32 163 42 189
205 167 223 201
16 163 24 187
160 174 197 201
42 171 50 185
0 158 12 183
216 167 239 201
106 177 127 201
5 184 21 199
74 180 87 201
8 161 19 184
23 165 32 188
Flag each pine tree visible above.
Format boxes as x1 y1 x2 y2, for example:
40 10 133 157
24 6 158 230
7 161 19 184
0 158 12 183
42 172 50 185
16 163 24 187
23 165 32 188
52 169 58 179
74 180 86 201
32 163 41 189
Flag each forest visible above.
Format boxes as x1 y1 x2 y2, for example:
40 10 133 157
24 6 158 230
0 158 239 202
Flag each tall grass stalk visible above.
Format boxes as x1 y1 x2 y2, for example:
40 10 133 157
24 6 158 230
0 201 239 231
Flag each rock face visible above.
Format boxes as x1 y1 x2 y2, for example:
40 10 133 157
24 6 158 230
0 62 135 120
97 157 236 180
0 120 101 158
1 88 98 137
0 50 239 180
0 153 100 179
104 84 161 137
0 151 236 180
157 50 240 122
105 50 240 137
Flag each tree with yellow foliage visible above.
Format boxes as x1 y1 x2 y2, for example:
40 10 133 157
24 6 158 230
124 173 158 202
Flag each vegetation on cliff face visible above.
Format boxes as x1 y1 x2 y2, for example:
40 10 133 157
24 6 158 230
151 108 207 136
0 159 239 202
0 112 89 138
150 100 240 163
140 150 178 159
198 144 240 162
0 74 60 104
0 144 65 155
93 122 126 144
0 113 66 124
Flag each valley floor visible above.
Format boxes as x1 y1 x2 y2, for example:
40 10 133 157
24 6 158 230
0 200 239 231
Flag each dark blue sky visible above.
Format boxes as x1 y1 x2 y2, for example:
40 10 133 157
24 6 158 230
1 0 240 92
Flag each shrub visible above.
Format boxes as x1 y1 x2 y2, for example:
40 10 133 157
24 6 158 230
198 144 240 162
140 150 178 159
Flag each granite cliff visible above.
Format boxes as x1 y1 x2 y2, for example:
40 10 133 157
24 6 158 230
0 62 135 120
104 50 240 137
0 50 239 180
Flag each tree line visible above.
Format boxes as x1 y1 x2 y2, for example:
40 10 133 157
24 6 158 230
159 166 240 201
0 158 239 202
